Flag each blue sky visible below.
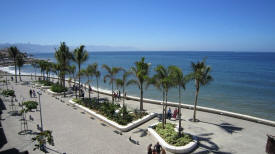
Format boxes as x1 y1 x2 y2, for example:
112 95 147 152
0 0 275 51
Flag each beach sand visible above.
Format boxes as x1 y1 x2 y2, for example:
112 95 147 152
0 74 274 153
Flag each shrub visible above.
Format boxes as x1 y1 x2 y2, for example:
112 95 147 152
73 99 140 125
154 123 192 146
38 80 53 86
51 84 67 93
22 101 38 112
1 89 15 97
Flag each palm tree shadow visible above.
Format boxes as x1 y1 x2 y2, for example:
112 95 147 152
200 121 243 134
133 128 148 137
193 133 232 154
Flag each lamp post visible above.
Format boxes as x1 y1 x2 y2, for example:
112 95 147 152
37 91 43 132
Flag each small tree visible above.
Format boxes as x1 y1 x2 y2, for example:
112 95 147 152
187 59 213 122
8 46 19 83
116 70 131 106
32 130 54 153
127 57 150 111
102 64 122 103
16 54 25 81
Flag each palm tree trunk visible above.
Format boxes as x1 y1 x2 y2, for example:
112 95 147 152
140 84 143 111
97 78 99 103
111 79 114 103
78 64 81 98
14 60 17 83
19 67 22 81
193 80 200 122
35 68 37 80
122 85 125 106
164 90 168 124
162 90 165 129
178 86 182 137
88 77 91 100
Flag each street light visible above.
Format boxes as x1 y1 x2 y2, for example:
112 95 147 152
37 91 43 132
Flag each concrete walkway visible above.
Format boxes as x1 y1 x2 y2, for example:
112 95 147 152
0 76 274 153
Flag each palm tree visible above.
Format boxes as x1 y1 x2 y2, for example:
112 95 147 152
85 64 95 99
8 46 19 83
72 45 88 97
55 42 72 87
16 54 25 81
150 65 173 128
127 57 150 111
90 63 101 103
116 70 131 106
102 64 122 103
68 65 77 98
188 60 213 122
38 60 47 80
31 60 39 80
169 65 187 136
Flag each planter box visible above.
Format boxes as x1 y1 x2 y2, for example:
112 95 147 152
41 86 51 89
148 123 198 154
47 89 72 96
35 83 42 87
69 99 157 132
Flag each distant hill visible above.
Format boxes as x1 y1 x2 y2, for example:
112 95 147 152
0 43 138 53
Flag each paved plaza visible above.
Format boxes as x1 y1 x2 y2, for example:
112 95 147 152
0 76 274 153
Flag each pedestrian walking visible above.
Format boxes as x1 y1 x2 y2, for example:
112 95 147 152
29 89 32 98
154 142 162 154
118 90 121 100
147 144 153 154
32 90 36 97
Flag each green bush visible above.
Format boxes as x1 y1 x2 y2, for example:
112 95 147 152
51 84 67 93
38 80 54 86
154 123 192 146
1 89 15 97
73 99 143 125
23 101 38 111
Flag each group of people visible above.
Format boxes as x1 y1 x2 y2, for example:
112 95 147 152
147 142 165 154
113 90 121 101
167 107 179 120
29 89 36 98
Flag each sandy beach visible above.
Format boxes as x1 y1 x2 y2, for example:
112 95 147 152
0 73 274 154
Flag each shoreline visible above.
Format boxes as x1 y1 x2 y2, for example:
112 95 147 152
1 71 274 127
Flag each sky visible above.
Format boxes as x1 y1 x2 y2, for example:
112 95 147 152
0 0 275 51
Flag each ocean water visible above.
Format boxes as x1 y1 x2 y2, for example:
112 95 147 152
1 51 275 121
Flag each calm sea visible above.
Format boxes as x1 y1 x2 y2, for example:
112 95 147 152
2 51 275 121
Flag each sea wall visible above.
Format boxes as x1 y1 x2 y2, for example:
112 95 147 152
2 74 275 127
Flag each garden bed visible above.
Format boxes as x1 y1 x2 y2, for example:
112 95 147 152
47 89 72 96
148 122 198 154
69 99 157 132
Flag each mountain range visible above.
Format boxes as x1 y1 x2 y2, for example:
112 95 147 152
0 43 138 53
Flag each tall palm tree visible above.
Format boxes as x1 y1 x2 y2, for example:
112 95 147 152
102 64 122 103
8 46 19 83
127 57 150 111
31 60 39 80
85 64 95 99
116 70 131 106
55 42 72 87
38 60 47 80
150 65 173 128
16 54 25 81
68 65 77 98
72 45 88 97
169 65 187 136
188 60 213 122
90 63 101 103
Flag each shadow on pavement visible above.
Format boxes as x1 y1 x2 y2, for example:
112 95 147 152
200 121 243 134
133 128 148 137
0 98 7 149
0 148 28 154
193 133 232 154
